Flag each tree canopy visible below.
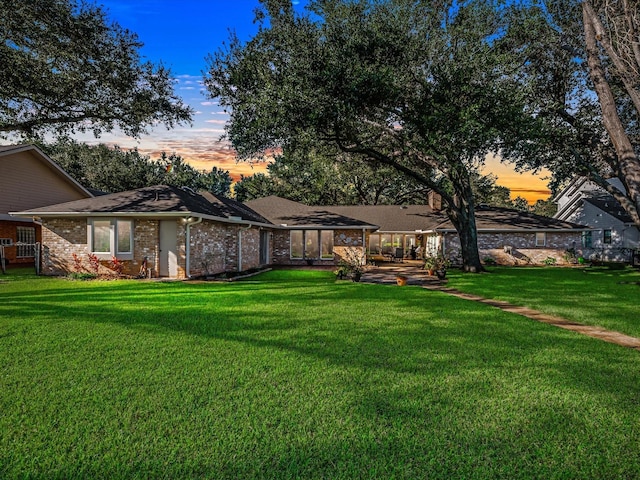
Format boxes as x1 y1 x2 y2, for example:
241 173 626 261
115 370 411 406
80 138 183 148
206 0 540 271
514 0 640 227
40 140 232 196
0 0 192 139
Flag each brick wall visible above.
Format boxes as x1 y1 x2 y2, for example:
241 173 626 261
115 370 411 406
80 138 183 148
133 219 159 277
41 218 89 275
186 221 262 277
442 231 583 265
41 217 155 277
239 227 261 271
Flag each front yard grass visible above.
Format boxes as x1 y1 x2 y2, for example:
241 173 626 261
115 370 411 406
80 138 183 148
1 268 640 478
448 266 640 338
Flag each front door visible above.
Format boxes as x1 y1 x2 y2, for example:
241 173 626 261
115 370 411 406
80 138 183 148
159 220 178 277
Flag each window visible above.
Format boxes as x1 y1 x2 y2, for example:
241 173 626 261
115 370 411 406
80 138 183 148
603 229 612 244
535 232 546 247
581 231 592 248
380 234 393 255
368 235 380 255
0 238 12 246
290 230 304 259
16 227 36 257
321 231 334 259
89 219 134 258
290 230 333 259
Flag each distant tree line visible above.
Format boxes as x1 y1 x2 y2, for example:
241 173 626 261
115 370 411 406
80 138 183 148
38 140 232 197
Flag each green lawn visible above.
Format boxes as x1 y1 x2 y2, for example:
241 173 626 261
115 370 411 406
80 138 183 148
1 268 640 479
448 266 640 338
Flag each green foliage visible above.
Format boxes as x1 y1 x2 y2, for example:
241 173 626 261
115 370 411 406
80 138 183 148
530 197 557 217
39 139 232 196
205 0 544 270
543 256 557 266
235 148 429 205
512 1 640 227
0 0 192 139
1 269 640 478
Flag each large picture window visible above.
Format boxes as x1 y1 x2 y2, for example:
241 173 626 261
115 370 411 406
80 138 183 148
89 219 134 258
290 230 333 259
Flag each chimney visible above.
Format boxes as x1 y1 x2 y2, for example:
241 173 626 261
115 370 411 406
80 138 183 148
428 190 442 211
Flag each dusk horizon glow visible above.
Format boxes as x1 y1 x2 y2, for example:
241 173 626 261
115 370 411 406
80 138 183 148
61 0 553 203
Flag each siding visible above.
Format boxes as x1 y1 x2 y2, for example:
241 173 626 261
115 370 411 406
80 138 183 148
0 149 89 214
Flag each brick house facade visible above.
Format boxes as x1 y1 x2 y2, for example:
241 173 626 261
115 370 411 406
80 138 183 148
19 187 589 278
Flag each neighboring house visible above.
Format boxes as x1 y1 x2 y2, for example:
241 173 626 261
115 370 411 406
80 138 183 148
17 187 588 279
0 144 92 266
554 177 639 262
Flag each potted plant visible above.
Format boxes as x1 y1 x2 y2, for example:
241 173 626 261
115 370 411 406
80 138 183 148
423 256 437 276
336 247 366 282
424 255 450 277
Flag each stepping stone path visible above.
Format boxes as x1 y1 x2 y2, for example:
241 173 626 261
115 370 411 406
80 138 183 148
361 263 640 351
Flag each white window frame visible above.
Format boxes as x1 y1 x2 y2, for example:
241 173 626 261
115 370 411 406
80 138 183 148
88 218 134 259
535 232 546 247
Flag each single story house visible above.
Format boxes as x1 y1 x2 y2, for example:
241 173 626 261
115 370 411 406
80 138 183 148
554 177 639 262
14 185 274 278
250 199 587 267
16 186 588 279
0 144 93 267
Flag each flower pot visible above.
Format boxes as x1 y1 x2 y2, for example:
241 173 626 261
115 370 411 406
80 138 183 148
396 276 407 286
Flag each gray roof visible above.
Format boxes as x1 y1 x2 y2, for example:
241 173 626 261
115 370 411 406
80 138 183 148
436 206 587 231
245 196 378 228
583 195 634 223
15 185 269 224
328 204 447 231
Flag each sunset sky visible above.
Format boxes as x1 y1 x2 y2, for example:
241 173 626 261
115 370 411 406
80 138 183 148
82 0 551 203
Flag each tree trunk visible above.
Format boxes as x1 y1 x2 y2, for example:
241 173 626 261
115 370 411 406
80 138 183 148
583 2 640 228
445 169 484 272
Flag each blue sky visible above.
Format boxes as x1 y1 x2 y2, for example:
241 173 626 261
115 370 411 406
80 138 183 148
89 0 549 200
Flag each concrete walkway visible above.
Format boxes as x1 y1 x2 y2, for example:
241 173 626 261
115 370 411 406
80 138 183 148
361 263 640 351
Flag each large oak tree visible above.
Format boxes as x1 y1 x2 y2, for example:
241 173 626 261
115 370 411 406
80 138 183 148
206 0 538 271
516 0 640 228
0 0 192 139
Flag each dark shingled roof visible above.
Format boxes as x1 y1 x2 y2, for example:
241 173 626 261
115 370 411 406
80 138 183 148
436 206 587 231
583 195 634 223
16 185 269 223
245 196 378 228
328 205 447 231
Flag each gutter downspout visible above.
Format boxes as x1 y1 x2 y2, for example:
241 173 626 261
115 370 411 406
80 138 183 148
238 223 252 272
185 216 203 279
362 228 367 265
